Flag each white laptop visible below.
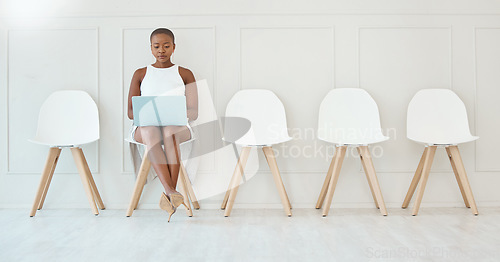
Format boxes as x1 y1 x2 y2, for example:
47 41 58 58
132 96 188 126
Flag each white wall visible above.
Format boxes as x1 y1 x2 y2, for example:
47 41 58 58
1 0 500 210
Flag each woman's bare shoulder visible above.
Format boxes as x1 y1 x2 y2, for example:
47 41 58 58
178 66 195 84
134 67 147 78
178 66 193 75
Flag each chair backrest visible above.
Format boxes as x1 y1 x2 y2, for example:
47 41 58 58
224 89 291 146
407 89 477 144
33 90 99 146
317 88 388 145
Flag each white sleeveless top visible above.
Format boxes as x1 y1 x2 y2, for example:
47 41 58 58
141 64 185 96
130 64 194 142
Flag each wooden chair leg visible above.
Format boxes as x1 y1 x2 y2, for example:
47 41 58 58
315 150 336 209
224 147 251 217
262 146 292 217
180 162 200 210
282 178 292 210
221 154 240 210
411 145 437 216
76 148 105 210
358 146 387 216
221 183 233 209
37 148 62 210
445 146 470 208
221 191 231 209
177 164 193 217
126 150 151 217
322 146 347 217
357 147 379 209
30 147 61 217
263 147 292 210
448 146 478 215
71 147 99 216
402 147 428 209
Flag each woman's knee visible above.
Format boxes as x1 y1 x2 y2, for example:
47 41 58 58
136 126 162 144
162 126 185 141
162 126 177 138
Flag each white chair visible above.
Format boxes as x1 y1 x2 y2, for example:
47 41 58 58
403 89 479 216
220 89 293 217
29 90 104 217
315 88 389 216
125 138 198 217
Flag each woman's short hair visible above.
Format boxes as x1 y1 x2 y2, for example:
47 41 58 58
150 28 175 44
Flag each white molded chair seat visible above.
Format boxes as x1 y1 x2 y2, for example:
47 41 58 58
403 89 479 216
315 88 388 216
29 90 99 147
318 88 389 145
221 89 292 217
223 89 292 146
407 89 478 145
29 90 104 217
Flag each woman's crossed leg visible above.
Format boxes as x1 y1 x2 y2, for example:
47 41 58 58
134 125 191 195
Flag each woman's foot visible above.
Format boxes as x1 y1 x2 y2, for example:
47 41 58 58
159 192 176 222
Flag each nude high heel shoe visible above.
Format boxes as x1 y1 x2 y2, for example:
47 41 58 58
169 192 189 210
159 192 176 222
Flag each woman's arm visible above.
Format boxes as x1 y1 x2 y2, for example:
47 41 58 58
127 68 146 120
179 67 198 121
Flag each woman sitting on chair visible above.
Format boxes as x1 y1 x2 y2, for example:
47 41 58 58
127 28 198 221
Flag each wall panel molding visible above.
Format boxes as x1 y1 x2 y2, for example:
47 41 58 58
6 27 100 175
474 27 500 172
357 26 453 90
358 26 453 173
239 26 335 173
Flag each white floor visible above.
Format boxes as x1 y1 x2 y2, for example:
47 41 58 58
1 207 500 262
